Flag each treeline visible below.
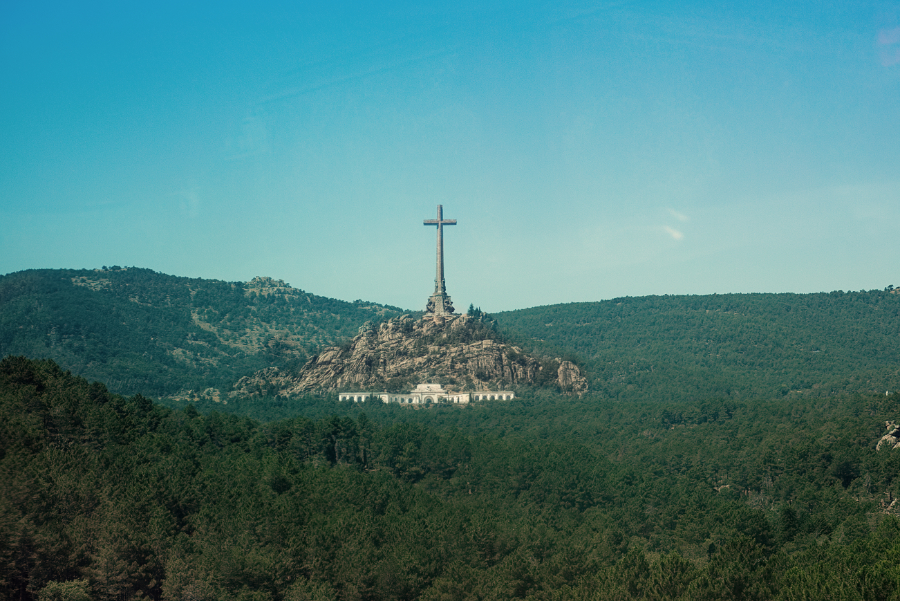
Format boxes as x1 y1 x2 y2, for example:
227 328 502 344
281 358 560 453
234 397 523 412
8 267 900 405
6 356 900 599
495 290 900 401
0 268 403 397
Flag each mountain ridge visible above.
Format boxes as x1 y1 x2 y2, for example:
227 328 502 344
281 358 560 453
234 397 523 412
495 289 900 400
0 267 405 396
4 267 900 404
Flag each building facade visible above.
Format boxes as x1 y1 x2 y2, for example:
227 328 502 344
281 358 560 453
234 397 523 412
338 383 514 405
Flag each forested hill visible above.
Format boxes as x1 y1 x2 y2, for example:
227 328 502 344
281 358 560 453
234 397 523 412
495 290 900 401
0 268 404 397
6 267 900 404
8 355 900 599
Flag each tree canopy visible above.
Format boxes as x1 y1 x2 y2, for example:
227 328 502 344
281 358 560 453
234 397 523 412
5 356 900 600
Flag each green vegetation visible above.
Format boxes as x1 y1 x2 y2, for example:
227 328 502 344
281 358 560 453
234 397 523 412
6 269 900 404
6 356 900 600
8 270 900 598
0 268 404 397
496 290 900 401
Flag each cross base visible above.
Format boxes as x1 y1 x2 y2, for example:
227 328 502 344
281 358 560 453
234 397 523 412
426 292 455 321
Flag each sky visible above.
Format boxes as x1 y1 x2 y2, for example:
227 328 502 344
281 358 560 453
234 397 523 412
2 0 899 312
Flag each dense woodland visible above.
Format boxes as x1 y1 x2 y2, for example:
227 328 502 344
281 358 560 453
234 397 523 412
0 269 402 397
496 290 900 401
5 356 900 600
6 269 900 599
5 269 900 405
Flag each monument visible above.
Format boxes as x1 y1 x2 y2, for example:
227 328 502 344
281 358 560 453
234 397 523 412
335 205 520 403
424 204 456 321
326 204 587 405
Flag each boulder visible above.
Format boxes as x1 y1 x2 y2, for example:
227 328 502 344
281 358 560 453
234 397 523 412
876 422 900 450
558 360 588 395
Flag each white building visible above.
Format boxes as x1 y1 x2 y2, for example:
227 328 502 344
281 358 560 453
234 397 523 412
338 383 514 405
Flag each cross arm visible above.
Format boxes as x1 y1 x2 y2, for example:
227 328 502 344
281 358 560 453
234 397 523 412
424 219 457 226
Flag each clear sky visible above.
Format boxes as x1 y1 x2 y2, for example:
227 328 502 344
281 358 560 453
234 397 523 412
2 1 899 312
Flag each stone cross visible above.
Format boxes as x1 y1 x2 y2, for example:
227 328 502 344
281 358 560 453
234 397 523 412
423 205 456 317
424 204 456 296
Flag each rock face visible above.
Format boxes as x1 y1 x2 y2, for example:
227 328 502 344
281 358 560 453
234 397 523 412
557 361 584 392
231 367 297 398
233 314 588 396
877 421 900 450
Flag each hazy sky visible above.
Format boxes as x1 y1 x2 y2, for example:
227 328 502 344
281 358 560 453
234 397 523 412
2 1 899 312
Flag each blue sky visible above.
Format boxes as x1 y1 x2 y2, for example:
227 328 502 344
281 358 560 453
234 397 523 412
2 0 899 312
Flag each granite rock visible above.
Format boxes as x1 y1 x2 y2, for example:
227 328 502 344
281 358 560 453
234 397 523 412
233 314 588 396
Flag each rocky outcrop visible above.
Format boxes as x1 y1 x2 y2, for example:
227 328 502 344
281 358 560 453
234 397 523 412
877 421 900 450
557 360 589 395
233 314 588 396
244 276 298 297
232 367 297 398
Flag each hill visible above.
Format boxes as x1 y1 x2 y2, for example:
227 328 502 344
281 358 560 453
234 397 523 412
234 313 588 397
0 268 404 397
5 267 900 406
495 290 900 402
